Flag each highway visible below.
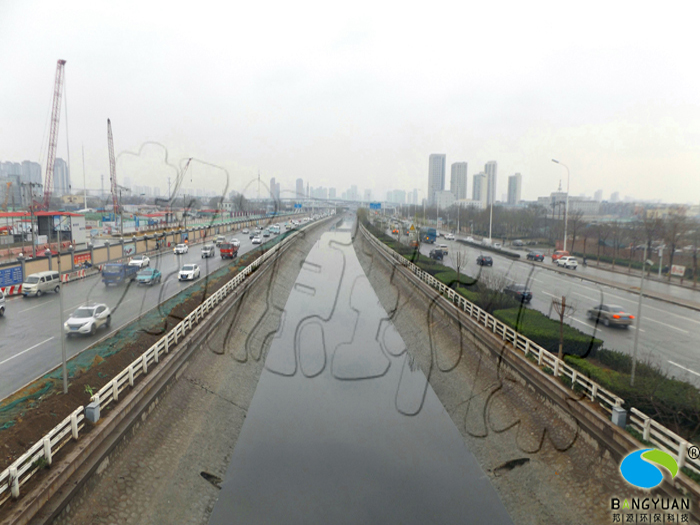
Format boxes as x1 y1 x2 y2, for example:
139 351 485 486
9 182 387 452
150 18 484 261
0 223 303 400
390 229 700 386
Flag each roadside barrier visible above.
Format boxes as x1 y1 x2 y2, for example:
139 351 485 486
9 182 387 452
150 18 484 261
360 222 700 479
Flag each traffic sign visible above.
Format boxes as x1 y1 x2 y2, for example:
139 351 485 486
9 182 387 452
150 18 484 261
370 202 382 210
294 203 302 209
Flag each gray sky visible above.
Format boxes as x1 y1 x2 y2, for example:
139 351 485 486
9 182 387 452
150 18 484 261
1 1 699 204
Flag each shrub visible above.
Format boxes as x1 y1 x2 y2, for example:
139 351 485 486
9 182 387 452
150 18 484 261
494 307 602 358
434 270 477 289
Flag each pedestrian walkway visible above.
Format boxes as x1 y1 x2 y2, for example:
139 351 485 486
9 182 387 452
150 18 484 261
208 229 513 524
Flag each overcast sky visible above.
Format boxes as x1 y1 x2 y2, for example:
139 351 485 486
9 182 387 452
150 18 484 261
1 1 699 204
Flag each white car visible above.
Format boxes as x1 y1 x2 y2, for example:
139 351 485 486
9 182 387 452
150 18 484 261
230 238 241 247
128 255 150 268
557 256 578 270
445 234 455 241
178 264 201 281
252 236 262 244
466 236 475 243
241 229 250 234
64 304 111 336
173 243 189 254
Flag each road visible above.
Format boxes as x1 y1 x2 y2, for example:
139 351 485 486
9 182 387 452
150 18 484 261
389 229 700 386
0 223 305 400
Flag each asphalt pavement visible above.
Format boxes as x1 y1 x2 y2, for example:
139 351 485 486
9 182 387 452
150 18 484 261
0 226 294 400
391 230 700 386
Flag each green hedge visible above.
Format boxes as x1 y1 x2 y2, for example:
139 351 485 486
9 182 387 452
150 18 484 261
565 355 700 439
434 270 477 288
494 307 602 358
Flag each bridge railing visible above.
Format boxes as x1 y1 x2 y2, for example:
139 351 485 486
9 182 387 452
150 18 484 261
360 222 699 479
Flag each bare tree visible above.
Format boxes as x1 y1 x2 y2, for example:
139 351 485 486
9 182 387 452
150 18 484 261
594 223 611 265
641 213 663 276
609 221 624 268
454 250 467 288
664 207 689 281
568 210 585 254
551 296 576 360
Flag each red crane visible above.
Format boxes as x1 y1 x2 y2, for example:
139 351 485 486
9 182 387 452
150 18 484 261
42 59 67 209
107 119 118 215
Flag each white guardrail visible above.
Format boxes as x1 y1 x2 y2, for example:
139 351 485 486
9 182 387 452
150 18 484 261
360 222 700 479
0 219 321 508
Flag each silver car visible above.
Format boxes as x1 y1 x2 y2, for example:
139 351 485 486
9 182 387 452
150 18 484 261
586 304 634 328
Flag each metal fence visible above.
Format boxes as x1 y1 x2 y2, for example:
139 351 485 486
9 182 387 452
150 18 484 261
360 222 700 479
0 217 321 507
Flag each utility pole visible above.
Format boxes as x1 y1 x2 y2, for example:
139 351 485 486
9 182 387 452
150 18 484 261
631 245 649 386
22 182 42 258
82 144 87 210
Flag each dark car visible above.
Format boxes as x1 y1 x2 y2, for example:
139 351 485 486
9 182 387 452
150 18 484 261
429 249 447 261
512 239 524 247
503 284 532 303
476 255 493 266
526 251 545 262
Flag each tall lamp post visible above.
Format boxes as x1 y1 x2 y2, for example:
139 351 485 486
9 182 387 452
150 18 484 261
551 159 570 252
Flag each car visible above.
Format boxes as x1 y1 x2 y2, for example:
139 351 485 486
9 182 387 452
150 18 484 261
445 233 455 241
392 228 399 234
503 284 532 303
173 243 189 254
552 250 569 263
254 229 262 235
409 240 419 248
128 255 150 268
22 271 61 297
527 251 545 262
263 230 270 238
493 242 502 249
64 304 111 336
586 304 634 328
242 228 250 234
512 239 524 247
201 244 216 258
178 264 201 281
0 289 5 316
429 249 447 261
230 238 241 247
557 256 578 269
215 235 226 246
136 267 162 285
249 232 256 239
252 236 262 244
437 244 449 254
476 255 493 266
466 236 475 243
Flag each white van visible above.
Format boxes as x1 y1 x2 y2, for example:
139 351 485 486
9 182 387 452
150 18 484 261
22 271 61 297
0 289 5 316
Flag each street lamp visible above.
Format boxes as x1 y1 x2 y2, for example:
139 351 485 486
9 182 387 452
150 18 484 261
551 159 570 252
631 247 653 387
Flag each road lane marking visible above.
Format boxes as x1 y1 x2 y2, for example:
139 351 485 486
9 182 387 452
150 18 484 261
642 316 690 334
0 337 56 366
668 360 700 377
19 301 55 313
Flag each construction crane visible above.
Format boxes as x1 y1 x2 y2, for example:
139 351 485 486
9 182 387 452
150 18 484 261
42 59 67 210
107 118 118 216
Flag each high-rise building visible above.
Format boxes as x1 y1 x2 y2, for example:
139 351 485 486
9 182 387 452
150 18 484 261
412 189 418 206
21 161 42 184
296 178 304 199
594 189 603 202
610 191 620 203
329 188 336 199
507 173 522 205
450 162 468 200
363 189 372 202
428 154 446 205
435 190 455 209
349 185 358 201
53 158 70 196
484 161 497 205
269 177 276 200
473 172 487 204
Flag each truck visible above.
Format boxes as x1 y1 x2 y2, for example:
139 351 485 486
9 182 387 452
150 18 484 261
419 227 437 244
102 263 139 286
219 242 239 259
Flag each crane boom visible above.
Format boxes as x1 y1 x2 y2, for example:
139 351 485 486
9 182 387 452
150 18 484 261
107 119 118 215
43 59 67 209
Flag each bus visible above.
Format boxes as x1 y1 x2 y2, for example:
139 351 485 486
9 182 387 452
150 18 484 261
419 227 437 244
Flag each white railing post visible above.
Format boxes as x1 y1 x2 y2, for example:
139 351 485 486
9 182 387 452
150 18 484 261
537 349 543 366
524 340 530 356
590 383 598 402
553 359 560 377
128 365 135 387
43 437 52 465
164 336 169 354
571 370 577 390
677 441 688 469
71 411 79 439
112 380 119 402
9 466 19 498
642 416 651 442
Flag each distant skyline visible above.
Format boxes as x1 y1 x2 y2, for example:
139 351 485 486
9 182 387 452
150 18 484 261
2 2 699 205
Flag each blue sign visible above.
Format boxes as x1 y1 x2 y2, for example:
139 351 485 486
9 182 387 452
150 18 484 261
0 266 23 287
294 203 302 209
370 202 382 210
